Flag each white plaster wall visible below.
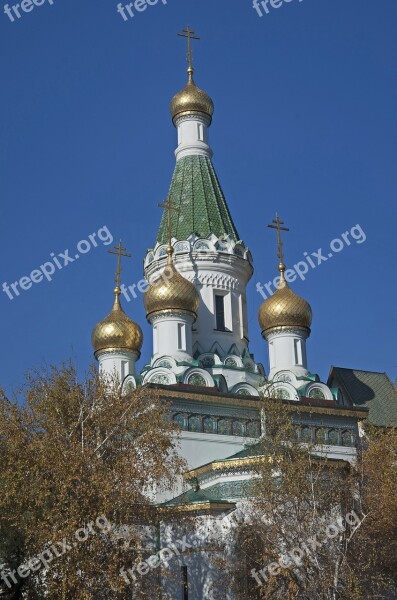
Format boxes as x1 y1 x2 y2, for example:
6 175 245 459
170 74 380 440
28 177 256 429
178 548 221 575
151 313 195 362
266 329 309 379
175 114 213 161
154 432 257 505
97 350 137 379
146 252 253 358
159 515 237 600
178 431 252 470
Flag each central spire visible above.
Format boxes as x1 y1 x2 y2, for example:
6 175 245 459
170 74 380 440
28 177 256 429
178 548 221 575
143 30 259 390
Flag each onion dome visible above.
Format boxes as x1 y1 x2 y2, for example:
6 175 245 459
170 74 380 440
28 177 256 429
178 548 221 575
258 263 312 336
92 288 143 357
170 67 214 124
144 247 199 320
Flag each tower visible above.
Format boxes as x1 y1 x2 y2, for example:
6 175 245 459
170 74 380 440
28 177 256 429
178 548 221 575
92 242 143 387
258 215 312 380
258 217 334 401
142 28 263 395
144 200 199 364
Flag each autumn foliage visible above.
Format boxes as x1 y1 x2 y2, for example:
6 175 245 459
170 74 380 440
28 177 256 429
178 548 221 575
0 364 184 599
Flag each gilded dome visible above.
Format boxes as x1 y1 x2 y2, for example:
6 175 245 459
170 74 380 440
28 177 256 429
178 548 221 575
170 69 214 124
92 290 143 356
258 266 312 336
144 248 199 320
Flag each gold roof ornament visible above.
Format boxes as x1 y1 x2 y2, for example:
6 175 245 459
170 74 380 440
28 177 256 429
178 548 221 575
258 216 312 336
170 27 214 124
92 241 143 356
144 198 199 320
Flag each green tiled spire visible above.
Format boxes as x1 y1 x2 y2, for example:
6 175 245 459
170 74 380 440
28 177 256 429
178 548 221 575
156 155 240 245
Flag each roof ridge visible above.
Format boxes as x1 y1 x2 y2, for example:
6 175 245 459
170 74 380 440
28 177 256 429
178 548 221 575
331 366 389 376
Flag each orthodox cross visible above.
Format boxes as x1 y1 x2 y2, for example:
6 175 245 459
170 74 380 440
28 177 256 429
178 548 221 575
268 214 289 264
159 198 180 248
108 240 131 288
177 26 200 71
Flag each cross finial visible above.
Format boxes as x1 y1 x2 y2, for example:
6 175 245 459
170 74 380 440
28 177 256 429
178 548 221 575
177 26 200 75
108 240 132 292
159 198 180 259
267 214 290 267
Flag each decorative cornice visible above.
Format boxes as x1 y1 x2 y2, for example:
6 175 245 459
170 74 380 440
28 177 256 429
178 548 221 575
158 502 235 514
138 384 368 420
186 453 351 482
174 112 212 127
265 326 310 339
186 456 268 480
95 348 139 359
148 310 196 324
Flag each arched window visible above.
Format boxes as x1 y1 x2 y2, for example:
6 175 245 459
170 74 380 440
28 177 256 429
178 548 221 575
174 414 187 430
188 415 202 433
246 421 260 438
342 430 354 447
301 427 312 443
218 419 232 436
225 356 239 367
308 387 326 400
174 242 189 254
203 417 217 434
155 359 173 369
201 355 215 368
328 429 340 445
237 388 252 396
275 388 291 400
232 421 245 437
194 241 211 252
315 428 327 444
187 373 207 387
149 373 171 385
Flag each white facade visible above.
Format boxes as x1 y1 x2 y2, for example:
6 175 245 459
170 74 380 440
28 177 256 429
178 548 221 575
149 311 195 363
96 349 139 381
266 326 310 380
143 236 264 391
175 113 213 161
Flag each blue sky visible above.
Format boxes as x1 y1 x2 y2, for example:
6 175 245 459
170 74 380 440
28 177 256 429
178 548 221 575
1 0 396 395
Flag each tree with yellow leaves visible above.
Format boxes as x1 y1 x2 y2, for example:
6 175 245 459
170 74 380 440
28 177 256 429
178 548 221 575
0 363 184 599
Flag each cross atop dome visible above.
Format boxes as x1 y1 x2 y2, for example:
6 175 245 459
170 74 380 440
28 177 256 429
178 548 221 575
268 214 289 267
177 26 200 74
108 240 131 293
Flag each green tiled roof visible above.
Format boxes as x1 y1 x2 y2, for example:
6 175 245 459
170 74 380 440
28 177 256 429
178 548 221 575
328 367 397 427
156 155 240 245
163 481 249 507
215 444 263 462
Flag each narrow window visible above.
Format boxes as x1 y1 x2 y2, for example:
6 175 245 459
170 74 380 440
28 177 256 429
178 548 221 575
269 342 275 368
181 566 188 600
153 326 158 354
215 294 226 331
294 339 302 365
121 360 129 379
197 122 204 141
177 323 186 350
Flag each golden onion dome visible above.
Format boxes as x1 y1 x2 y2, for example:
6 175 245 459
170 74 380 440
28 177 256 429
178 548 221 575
92 289 143 357
144 247 199 320
258 264 312 336
170 68 214 124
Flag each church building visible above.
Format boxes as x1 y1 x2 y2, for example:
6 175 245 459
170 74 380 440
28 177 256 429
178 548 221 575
90 29 397 599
